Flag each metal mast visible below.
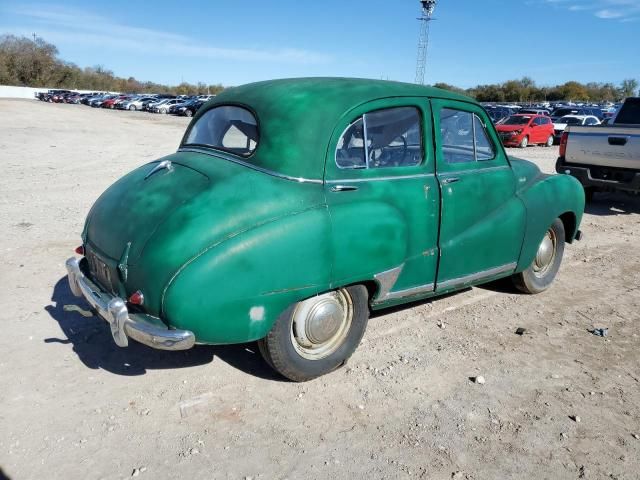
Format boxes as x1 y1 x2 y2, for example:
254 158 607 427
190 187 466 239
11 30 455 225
415 0 437 85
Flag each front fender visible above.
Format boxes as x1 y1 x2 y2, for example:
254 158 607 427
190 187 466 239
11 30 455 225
516 173 584 272
162 207 332 344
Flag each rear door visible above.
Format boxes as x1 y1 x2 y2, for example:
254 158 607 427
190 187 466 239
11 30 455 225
325 98 440 302
432 99 526 291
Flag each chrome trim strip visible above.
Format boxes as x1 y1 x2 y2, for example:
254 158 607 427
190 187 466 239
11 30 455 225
384 282 435 301
177 147 324 184
373 264 435 303
66 257 195 351
445 165 510 176
437 262 517 290
327 173 433 184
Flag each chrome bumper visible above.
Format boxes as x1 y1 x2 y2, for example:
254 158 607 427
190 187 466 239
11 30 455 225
65 257 195 351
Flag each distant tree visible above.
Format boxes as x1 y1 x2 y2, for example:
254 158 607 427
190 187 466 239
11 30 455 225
621 79 639 98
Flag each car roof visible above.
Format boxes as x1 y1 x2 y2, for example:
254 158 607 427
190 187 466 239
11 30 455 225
192 78 475 179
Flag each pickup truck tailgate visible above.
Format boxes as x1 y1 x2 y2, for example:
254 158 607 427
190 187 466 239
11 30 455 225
566 126 640 169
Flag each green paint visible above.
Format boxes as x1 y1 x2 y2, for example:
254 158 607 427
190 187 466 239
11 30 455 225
79 78 584 345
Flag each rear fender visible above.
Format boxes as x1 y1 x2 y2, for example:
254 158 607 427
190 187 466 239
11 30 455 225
162 207 332 344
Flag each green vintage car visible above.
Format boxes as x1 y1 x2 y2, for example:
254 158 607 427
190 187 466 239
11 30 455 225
66 78 584 381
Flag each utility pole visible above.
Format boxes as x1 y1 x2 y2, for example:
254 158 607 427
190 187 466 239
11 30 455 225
32 32 37 43
415 0 437 85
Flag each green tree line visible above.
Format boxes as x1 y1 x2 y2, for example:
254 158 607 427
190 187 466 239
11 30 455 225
2 34 638 101
0 34 224 95
434 76 638 103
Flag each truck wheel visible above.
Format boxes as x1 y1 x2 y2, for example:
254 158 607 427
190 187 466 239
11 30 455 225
584 187 596 203
258 285 369 382
519 136 529 148
545 135 554 147
512 218 565 294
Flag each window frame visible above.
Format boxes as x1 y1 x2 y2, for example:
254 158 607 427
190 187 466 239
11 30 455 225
335 106 425 171
432 98 507 174
181 103 261 159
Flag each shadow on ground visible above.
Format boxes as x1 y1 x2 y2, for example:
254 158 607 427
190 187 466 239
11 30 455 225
44 277 284 381
586 191 640 216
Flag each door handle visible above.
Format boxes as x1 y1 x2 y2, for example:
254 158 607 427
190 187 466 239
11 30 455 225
441 177 460 185
608 136 629 146
330 185 359 192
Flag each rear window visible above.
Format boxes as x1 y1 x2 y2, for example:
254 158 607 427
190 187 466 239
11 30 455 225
615 98 640 124
503 116 531 125
184 106 259 156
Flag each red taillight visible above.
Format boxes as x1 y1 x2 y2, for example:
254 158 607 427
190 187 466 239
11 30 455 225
128 290 144 305
559 131 569 157
75 245 85 255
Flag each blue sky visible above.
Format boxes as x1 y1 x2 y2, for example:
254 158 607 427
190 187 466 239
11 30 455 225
1 0 638 88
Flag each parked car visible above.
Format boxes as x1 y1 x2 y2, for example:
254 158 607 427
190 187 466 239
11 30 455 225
518 108 550 116
552 115 600 143
551 106 604 122
496 114 555 148
175 99 205 117
151 99 182 114
102 95 130 109
65 78 584 381
118 97 156 111
484 105 515 124
556 97 640 200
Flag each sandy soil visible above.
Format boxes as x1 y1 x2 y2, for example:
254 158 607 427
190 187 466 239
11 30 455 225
1 99 639 480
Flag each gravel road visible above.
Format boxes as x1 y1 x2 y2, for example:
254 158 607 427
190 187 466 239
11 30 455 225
1 99 639 480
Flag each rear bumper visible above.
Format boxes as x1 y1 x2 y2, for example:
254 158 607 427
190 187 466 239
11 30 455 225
556 158 640 192
65 257 195 351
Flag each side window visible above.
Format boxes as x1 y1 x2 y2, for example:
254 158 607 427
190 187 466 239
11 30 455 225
440 108 475 163
440 108 495 163
336 107 422 169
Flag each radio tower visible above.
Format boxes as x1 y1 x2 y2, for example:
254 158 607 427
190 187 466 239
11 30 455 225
415 0 437 85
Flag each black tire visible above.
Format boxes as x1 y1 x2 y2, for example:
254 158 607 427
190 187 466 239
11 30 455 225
258 285 369 382
519 136 529 148
545 135 554 147
512 218 565 294
185 109 193 117
129 105 136 111
584 186 596 203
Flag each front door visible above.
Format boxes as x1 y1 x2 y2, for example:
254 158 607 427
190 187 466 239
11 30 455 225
432 99 526 291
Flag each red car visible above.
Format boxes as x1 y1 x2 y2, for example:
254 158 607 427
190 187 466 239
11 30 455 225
496 114 554 148
101 95 129 109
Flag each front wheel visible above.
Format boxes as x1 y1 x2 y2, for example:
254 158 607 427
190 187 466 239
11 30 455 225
519 136 529 148
512 218 565 294
258 285 369 382
184 109 193 117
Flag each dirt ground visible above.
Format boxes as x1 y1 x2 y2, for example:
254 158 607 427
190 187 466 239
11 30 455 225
1 99 639 480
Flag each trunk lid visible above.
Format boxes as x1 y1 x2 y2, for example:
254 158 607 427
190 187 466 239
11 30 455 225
85 157 209 262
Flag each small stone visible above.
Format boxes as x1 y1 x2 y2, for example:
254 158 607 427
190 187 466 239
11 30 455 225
452 472 464 479
570 415 581 423
551 374 560 379
189 447 200 455
474 376 486 385
132 468 140 477
358 404 365 410
633 434 640 440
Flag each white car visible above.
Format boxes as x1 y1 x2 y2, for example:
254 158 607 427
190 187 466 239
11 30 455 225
553 115 600 142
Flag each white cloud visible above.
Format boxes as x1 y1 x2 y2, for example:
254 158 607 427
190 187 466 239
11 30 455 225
3 5 332 65
544 0 640 20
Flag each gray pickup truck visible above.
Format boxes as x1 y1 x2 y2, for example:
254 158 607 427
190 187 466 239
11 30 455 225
556 97 640 200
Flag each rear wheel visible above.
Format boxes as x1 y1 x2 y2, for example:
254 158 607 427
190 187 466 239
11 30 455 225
129 105 136 111
519 136 529 148
545 135 554 147
512 218 565 294
185 109 193 117
258 285 369 382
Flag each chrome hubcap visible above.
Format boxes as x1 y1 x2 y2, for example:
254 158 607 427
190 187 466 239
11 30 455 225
291 290 353 360
533 228 557 277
